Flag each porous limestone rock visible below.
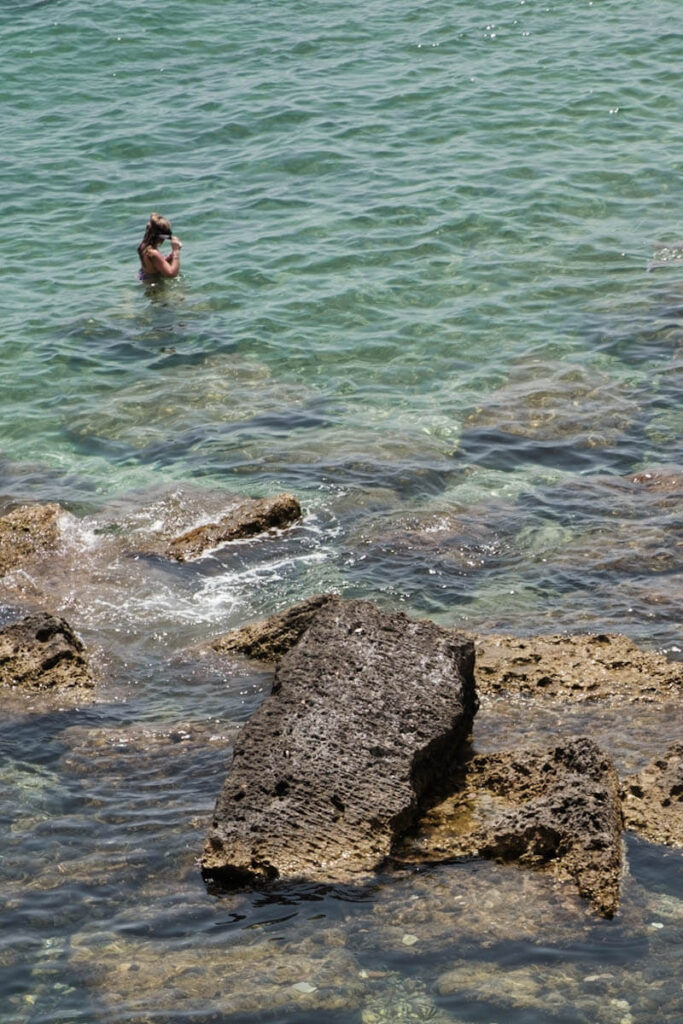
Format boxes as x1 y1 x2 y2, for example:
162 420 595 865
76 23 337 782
216 604 681 702
0 503 62 575
621 743 682 847
161 492 302 561
395 737 624 917
0 612 93 692
474 632 681 703
209 592 336 661
202 597 476 887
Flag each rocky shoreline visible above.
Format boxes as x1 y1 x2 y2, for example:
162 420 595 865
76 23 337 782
1 496 681 923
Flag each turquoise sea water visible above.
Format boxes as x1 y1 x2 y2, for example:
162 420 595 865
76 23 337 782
1 1 681 1022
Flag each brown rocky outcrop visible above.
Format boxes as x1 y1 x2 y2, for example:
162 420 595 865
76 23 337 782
621 744 683 847
395 738 624 917
161 492 302 561
0 612 94 692
209 592 336 660
0 503 62 575
213 600 681 702
474 632 681 703
202 597 476 887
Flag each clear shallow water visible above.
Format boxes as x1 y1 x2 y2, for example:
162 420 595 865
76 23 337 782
1 1 682 1021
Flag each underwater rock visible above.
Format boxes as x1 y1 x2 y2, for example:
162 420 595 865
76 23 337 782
621 743 683 847
627 467 683 494
0 612 93 692
359 971 453 1023
455 361 640 471
70 929 367 1019
365 857 601 957
60 720 236 775
158 492 302 561
202 597 476 887
341 504 515 585
474 632 681 703
438 959 569 1012
435 958 676 1023
0 502 62 576
395 738 624 917
209 592 337 660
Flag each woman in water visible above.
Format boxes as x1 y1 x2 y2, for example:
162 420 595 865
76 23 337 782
137 212 182 279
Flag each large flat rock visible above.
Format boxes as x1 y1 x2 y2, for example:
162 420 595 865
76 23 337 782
474 632 681 703
202 598 476 887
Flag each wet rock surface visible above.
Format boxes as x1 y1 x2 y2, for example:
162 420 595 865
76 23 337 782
0 502 63 575
209 592 337 660
158 492 302 561
621 744 683 847
0 612 93 692
202 597 476 887
396 738 624 917
474 632 681 703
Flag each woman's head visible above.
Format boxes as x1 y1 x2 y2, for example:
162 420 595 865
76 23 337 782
139 212 173 252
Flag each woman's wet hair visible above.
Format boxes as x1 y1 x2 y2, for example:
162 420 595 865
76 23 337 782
138 212 173 257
